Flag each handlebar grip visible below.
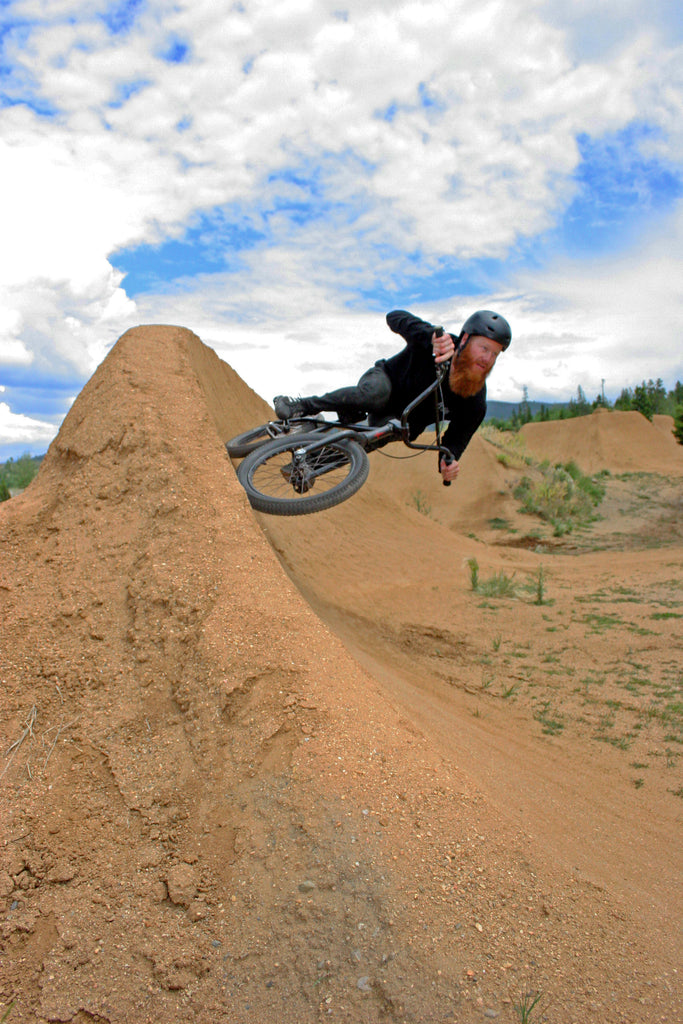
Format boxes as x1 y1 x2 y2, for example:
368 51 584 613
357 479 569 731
441 450 454 487
433 326 450 383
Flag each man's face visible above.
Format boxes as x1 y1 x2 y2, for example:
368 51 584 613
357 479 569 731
449 333 504 396
467 335 504 376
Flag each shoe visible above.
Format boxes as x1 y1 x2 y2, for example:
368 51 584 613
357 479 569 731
273 395 311 420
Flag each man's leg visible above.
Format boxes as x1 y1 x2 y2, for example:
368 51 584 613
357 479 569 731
275 366 392 423
308 365 393 420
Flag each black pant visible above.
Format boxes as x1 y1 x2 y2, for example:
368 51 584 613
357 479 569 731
306 365 392 422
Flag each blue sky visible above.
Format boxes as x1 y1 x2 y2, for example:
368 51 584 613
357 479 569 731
1 0 683 458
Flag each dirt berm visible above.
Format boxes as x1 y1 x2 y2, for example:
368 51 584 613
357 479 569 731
1 326 680 1023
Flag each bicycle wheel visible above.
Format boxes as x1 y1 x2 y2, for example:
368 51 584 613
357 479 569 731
236 432 369 515
226 419 328 458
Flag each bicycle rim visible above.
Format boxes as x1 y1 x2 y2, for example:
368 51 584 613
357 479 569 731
236 433 369 515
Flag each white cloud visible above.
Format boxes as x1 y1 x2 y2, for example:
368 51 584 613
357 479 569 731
494 200 683 401
0 0 682 449
541 0 683 60
0 402 57 445
0 339 33 366
129 189 683 407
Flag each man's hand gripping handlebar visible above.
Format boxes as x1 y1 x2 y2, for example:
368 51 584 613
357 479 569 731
432 326 457 487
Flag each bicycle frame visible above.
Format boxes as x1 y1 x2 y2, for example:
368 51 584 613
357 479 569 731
400 360 453 465
282 358 454 478
234 349 458 513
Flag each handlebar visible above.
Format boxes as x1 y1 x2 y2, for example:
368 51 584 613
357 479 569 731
399 325 455 485
399 327 446 430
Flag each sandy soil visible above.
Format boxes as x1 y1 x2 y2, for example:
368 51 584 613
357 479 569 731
1 326 681 1024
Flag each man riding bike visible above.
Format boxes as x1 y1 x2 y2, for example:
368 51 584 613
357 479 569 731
274 308 511 484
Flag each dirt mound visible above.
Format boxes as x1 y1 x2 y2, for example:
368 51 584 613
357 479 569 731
367 433 518 531
520 408 683 475
652 412 679 441
1 327 681 1023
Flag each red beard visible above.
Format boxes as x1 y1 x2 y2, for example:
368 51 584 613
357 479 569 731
448 345 491 397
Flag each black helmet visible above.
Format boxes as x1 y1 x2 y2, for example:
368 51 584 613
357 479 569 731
460 310 511 350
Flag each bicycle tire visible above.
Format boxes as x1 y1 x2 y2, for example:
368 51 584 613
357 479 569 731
236 432 369 515
227 421 301 458
226 420 325 458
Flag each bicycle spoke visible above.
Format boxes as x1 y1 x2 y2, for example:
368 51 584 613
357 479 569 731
250 445 353 500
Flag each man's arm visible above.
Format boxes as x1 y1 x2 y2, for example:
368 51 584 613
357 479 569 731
442 394 487 461
386 310 436 349
387 310 456 364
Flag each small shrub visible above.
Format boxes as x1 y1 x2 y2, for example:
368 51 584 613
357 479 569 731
514 460 604 535
534 565 547 605
467 558 517 599
562 460 606 503
467 557 480 591
410 490 432 516
513 989 545 1023
479 570 517 598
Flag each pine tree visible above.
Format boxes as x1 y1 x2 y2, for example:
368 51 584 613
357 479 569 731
673 406 683 446
519 385 532 424
633 383 654 421
568 385 590 418
614 387 633 411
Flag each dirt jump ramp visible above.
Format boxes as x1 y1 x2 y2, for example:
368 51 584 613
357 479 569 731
1 326 679 1023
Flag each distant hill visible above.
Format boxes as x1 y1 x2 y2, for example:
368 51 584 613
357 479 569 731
485 399 566 421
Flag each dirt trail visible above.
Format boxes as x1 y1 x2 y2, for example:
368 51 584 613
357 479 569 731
1 326 681 1024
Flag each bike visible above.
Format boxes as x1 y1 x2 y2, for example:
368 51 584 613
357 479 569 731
227 345 454 517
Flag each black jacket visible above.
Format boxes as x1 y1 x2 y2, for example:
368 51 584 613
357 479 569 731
379 310 487 459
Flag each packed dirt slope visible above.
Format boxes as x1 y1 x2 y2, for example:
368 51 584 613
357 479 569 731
1 326 681 1024
253 405 683 960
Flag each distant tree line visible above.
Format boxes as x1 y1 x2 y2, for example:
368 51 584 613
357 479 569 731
489 379 683 446
0 453 43 501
